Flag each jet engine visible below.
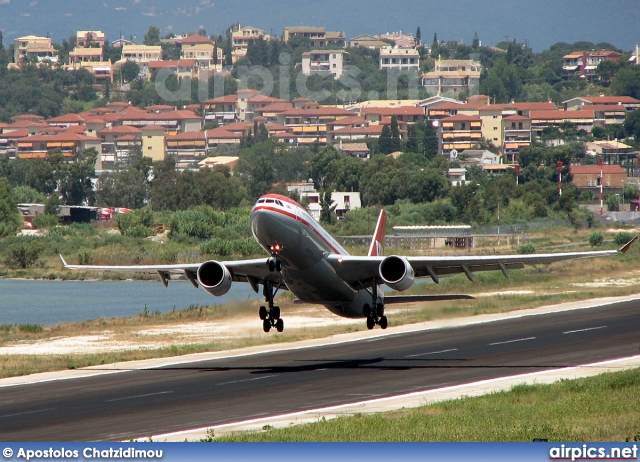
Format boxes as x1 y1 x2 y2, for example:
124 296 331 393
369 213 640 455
197 261 233 296
379 255 415 291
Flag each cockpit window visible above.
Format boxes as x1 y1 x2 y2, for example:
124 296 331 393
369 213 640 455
257 199 266 204
276 200 283 206
266 199 275 204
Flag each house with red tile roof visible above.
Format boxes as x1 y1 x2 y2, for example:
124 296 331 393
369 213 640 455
563 96 640 112
570 164 626 190
165 130 208 168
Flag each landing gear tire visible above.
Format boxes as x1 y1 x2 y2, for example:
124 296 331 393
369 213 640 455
363 304 371 317
260 280 285 333
366 317 375 330
379 315 388 330
376 303 385 318
267 257 282 273
271 306 280 320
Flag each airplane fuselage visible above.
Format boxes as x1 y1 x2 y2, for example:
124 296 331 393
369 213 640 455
250 194 376 318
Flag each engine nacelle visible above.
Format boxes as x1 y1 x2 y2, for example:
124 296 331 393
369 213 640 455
379 255 415 291
197 260 232 296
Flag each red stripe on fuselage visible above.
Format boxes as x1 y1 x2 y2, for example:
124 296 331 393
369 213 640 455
251 204 347 256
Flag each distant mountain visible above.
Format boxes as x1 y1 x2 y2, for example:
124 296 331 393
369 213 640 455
1 0 638 52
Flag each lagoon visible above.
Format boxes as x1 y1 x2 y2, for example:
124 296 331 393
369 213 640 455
0 279 258 325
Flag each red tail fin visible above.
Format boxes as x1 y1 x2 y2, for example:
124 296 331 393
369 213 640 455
367 209 387 257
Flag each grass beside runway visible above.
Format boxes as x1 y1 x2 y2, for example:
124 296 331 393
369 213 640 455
213 367 640 442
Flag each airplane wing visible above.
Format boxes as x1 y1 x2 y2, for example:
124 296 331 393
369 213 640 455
59 255 287 291
327 236 637 289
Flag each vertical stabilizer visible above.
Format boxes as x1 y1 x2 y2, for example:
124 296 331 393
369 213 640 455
367 209 387 257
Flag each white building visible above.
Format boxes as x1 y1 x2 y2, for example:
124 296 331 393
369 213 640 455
301 50 348 79
379 46 420 71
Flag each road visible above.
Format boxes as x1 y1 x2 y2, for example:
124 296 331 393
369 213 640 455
0 300 638 441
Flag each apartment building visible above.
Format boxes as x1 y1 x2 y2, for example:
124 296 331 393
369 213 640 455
76 31 106 48
422 58 482 98
13 35 59 64
562 50 622 79
68 47 114 82
283 26 346 48
180 34 220 70
529 110 596 139
379 46 420 71
148 59 197 81
275 106 354 145
439 114 482 154
231 25 269 63
165 131 208 168
563 95 640 112
121 45 162 63
348 35 388 49
301 50 348 79
502 115 532 162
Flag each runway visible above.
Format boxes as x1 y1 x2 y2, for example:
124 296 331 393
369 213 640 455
0 299 639 441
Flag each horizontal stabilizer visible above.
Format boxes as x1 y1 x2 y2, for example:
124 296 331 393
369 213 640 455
384 294 475 304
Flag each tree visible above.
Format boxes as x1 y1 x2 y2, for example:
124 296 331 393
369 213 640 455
319 189 336 225
0 179 22 237
610 67 640 100
406 124 419 153
415 27 421 44
389 116 402 153
624 109 640 142
143 26 161 46
59 148 97 205
120 60 140 83
378 124 393 154
422 121 439 160
597 60 619 83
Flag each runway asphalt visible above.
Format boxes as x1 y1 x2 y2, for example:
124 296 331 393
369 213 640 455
0 296 639 441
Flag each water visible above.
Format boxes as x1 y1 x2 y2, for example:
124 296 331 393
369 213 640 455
0 279 259 325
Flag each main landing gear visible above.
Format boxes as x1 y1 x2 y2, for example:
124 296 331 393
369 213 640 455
260 253 284 333
363 279 388 330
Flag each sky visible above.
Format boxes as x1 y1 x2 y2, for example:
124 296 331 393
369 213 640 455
0 0 638 52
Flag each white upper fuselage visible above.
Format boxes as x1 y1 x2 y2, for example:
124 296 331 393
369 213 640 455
250 194 371 315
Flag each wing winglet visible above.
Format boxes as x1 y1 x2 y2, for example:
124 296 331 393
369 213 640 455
59 254 68 268
619 235 638 254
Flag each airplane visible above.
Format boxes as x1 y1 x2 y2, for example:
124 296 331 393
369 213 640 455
61 193 637 333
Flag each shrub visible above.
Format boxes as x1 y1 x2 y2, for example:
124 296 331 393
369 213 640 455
17 323 43 333
516 243 536 254
588 231 605 247
614 232 634 246
78 250 93 265
4 238 45 269
123 225 154 238
32 214 59 229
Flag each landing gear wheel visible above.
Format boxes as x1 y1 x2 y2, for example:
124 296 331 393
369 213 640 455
275 260 282 272
268 260 276 272
379 316 388 330
366 317 375 330
260 280 285 333
363 304 371 317
376 303 385 318
271 306 280 320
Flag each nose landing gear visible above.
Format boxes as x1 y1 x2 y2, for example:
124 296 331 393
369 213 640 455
259 275 284 333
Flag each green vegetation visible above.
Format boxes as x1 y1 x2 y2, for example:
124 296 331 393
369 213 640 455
216 368 640 441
